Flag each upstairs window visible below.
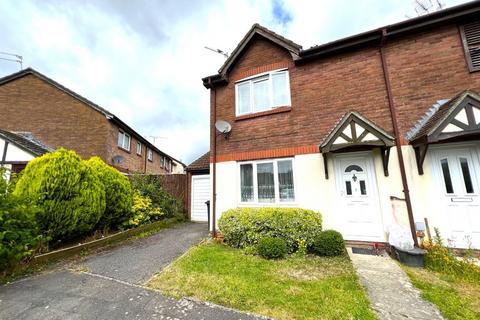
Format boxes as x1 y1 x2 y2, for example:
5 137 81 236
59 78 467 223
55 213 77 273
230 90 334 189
160 156 165 168
117 130 131 151
235 69 291 116
460 20 480 72
136 142 142 155
147 149 153 161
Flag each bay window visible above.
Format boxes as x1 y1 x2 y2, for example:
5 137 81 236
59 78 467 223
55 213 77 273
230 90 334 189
239 158 295 204
235 69 291 116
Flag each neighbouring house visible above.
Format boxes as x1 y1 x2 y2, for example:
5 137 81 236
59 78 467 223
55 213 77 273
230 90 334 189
0 68 186 174
0 129 54 180
186 151 210 222
203 2 480 249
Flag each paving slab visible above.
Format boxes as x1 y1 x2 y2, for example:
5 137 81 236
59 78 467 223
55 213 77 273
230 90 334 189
348 248 444 320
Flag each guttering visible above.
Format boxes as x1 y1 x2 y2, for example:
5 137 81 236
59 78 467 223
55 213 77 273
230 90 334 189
211 79 217 237
379 28 418 247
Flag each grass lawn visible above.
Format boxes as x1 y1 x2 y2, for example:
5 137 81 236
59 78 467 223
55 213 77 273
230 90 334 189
404 266 480 320
147 242 376 320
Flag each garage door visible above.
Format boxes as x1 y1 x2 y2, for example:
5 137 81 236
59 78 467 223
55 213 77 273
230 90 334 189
191 174 210 222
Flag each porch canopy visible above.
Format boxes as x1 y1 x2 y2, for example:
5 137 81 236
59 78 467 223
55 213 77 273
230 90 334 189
407 91 480 174
319 111 395 179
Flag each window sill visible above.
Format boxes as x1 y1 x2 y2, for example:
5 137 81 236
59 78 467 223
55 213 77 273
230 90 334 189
136 153 142 157
235 106 291 121
237 202 297 208
118 146 131 153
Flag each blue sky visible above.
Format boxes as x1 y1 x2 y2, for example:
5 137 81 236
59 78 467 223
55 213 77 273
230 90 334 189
0 0 471 163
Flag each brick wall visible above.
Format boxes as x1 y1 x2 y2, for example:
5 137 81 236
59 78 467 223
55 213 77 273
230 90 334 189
211 23 480 161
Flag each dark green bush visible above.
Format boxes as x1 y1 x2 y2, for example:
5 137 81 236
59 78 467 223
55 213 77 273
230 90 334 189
257 237 287 259
86 157 133 229
129 174 184 218
312 230 345 256
218 207 322 253
0 168 43 271
13 148 106 240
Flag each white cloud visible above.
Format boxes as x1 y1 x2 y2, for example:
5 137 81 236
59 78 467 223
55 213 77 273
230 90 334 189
0 0 472 163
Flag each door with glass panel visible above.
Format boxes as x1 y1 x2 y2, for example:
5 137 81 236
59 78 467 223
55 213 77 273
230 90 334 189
433 147 480 248
239 159 295 204
334 154 383 241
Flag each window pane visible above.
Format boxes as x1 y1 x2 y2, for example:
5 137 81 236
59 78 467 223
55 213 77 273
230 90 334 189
460 158 474 193
345 181 352 195
253 78 270 112
441 159 454 194
360 180 367 195
240 164 254 202
118 132 123 147
272 72 289 106
237 82 250 115
345 165 363 173
278 160 294 202
257 162 275 202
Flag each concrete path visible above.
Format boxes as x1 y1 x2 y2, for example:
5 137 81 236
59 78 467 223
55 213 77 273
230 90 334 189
0 222 265 320
348 248 444 320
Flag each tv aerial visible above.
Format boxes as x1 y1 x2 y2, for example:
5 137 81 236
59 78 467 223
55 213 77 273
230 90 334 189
215 120 232 139
0 51 23 69
204 46 229 59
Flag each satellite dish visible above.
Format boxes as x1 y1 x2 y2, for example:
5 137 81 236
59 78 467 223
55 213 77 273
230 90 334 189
112 155 125 164
215 120 232 139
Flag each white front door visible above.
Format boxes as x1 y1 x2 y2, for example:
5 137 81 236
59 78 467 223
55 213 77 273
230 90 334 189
334 153 383 241
191 174 211 222
432 146 480 248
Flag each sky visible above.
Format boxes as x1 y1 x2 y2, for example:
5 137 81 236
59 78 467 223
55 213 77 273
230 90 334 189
0 0 472 163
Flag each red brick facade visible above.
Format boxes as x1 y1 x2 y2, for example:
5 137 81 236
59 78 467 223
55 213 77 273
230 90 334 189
0 72 175 174
210 23 480 162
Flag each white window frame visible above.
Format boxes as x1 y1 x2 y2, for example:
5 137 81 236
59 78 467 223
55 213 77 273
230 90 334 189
118 130 131 151
237 157 296 206
235 69 291 117
136 142 142 155
147 148 153 162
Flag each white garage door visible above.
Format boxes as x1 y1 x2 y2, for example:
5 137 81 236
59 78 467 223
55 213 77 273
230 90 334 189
191 174 210 222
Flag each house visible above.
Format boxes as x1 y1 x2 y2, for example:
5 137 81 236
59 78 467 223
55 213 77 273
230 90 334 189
202 2 480 249
0 129 54 180
0 68 186 174
186 151 210 222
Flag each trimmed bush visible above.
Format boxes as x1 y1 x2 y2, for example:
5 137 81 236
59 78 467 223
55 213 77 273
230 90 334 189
14 148 106 240
218 207 322 253
257 237 287 259
312 230 345 256
86 157 133 229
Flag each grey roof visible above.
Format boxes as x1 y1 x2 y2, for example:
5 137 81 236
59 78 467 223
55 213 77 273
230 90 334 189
0 129 54 156
0 68 185 167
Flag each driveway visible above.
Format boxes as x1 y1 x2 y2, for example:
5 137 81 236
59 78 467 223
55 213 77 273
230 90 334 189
0 222 264 320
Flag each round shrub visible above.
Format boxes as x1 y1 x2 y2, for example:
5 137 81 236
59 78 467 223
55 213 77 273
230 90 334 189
86 157 133 229
312 230 345 256
218 207 322 253
257 237 287 259
14 148 106 240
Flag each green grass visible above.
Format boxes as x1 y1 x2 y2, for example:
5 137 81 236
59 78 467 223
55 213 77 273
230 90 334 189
147 243 376 320
404 267 480 320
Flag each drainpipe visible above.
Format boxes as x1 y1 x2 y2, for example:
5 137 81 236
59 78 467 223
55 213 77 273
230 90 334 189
211 83 217 237
379 28 418 247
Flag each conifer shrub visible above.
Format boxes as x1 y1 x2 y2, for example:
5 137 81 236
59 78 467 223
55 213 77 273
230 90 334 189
14 148 106 240
86 157 133 229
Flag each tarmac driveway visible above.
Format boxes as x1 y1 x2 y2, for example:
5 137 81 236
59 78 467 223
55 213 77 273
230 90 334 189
0 222 264 320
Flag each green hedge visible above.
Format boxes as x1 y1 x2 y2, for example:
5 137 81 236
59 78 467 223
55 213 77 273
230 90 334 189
86 157 133 230
14 149 106 240
312 230 345 256
257 237 287 259
219 207 322 253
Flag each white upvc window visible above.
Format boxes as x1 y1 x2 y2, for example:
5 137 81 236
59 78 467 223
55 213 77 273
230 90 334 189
160 156 165 168
147 149 153 161
235 69 291 116
238 158 295 205
117 130 131 151
136 142 142 155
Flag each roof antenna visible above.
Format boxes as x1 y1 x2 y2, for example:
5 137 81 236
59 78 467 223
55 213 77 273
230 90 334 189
413 0 444 16
0 51 23 70
204 46 229 58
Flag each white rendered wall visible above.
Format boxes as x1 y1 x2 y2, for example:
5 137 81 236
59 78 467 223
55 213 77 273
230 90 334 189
0 138 35 162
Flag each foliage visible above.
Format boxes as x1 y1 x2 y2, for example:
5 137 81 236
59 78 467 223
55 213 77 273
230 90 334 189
13 148 106 240
296 238 308 257
123 192 165 228
0 169 44 271
148 243 376 320
86 157 133 229
129 174 184 218
218 207 322 253
423 228 480 283
257 237 287 259
312 230 345 257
